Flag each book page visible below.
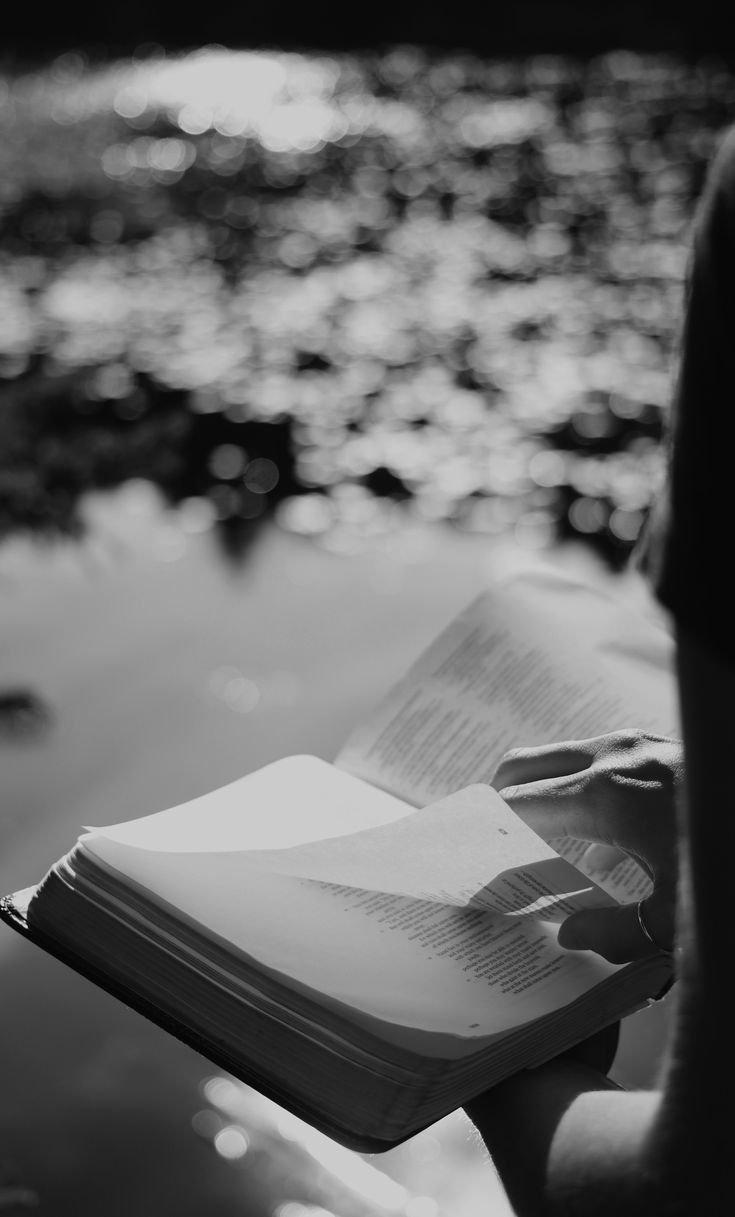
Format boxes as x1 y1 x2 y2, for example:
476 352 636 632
78 785 621 1047
336 569 677 804
84 754 414 850
215 785 618 921
334 568 679 900
85 783 616 920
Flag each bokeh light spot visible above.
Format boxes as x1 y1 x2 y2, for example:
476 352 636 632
213 1126 250 1160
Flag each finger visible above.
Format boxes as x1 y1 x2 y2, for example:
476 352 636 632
582 842 629 873
498 771 614 844
558 901 670 964
491 739 597 788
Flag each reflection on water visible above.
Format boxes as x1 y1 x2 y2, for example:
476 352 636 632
3 45 733 567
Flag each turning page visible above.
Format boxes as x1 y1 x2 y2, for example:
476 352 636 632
73 768 622 1048
335 567 679 904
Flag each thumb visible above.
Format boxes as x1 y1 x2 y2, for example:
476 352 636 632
558 903 661 964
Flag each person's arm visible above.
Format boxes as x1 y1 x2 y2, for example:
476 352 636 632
464 622 734 1215
465 1056 661 1216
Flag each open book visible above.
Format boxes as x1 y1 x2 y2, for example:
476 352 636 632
0 567 678 1151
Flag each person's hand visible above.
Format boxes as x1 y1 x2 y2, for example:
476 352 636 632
491 729 683 964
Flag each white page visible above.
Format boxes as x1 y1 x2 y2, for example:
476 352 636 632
204 786 616 920
84 783 616 919
84 754 413 850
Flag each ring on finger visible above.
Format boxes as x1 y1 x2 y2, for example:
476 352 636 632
636 899 672 955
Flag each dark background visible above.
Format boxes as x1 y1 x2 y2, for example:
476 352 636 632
6 2 735 63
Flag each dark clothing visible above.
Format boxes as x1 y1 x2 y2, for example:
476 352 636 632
638 125 735 666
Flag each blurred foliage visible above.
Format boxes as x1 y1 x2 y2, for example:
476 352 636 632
1 45 734 567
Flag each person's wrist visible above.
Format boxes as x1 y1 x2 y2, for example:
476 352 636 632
464 1053 624 1130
